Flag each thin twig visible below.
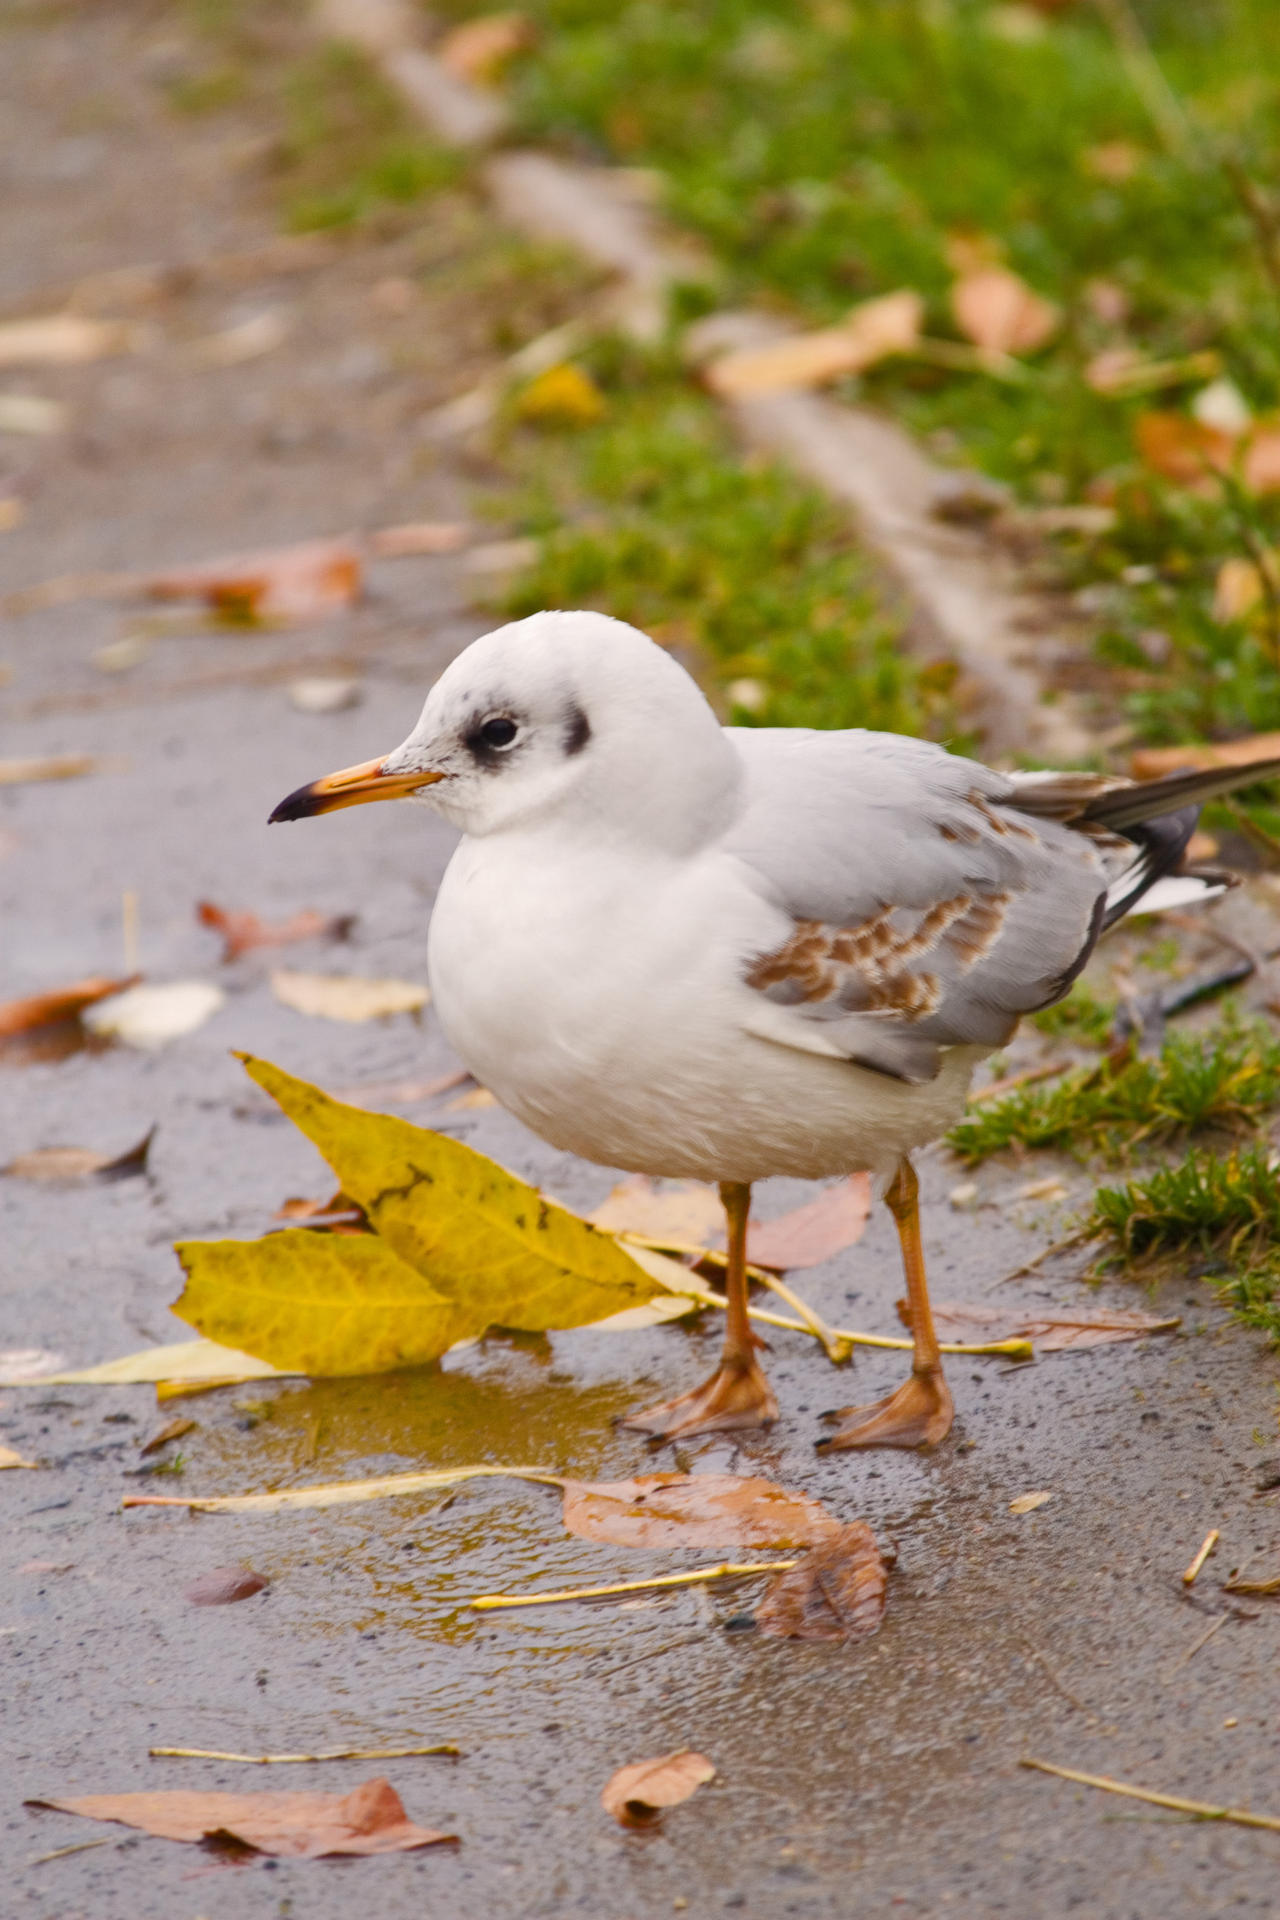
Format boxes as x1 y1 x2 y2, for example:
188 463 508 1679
995 1229 1098 1286
1021 1756 1280 1833
26 1838 114 1868
148 1743 459 1764
1090 0 1192 154
756 1273 852 1364
1022 1641 1091 1713
470 1561 796 1611
1165 1611 1228 1677
1182 1529 1219 1587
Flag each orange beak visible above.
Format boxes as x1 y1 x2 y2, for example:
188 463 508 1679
269 756 443 823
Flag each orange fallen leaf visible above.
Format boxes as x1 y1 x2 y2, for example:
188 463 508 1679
196 900 354 963
274 1189 368 1234
3 1126 154 1184
600 1751 715 1828
27 1777 454 1857
1135 412 1236 490
589 1176 724 1246
561 1473 840 1551
436 12 533 85
745 1174 872 1271
185 1566 268 1606
905 1299 1179 1352
706 289 923 398
368 521 470 558
1243 427 1280 496
0 975 138 1041
1131 731 1280 779
755 1522 887 1644
951 268 1059 357
145 537 361 624
590 1173 871 1270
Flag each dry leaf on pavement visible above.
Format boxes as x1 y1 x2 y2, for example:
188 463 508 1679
0 753 101 787
0 1338 289 1389
0 313 137 366
1136 411 1236 489
1010 1491 1053 1515
589 1176 725 1246
1132 730 1280 778
0 974 137 1040
185 1566 269 1606
139 1417 196 1456
27 1776 454 1857
437 12 533 84
755 1522 888 1643
270 971 429 1023
368 521 470 557
197 900 353 963
951 268 1059 357
601 1751 716 1828
706 289 923 397
591 1172 871 1269
0 1445 39 1470
909 1299 1179 1352
145 535 361 624
745 1174 872 1270
82 981 224 1048
3 1127 154 1183
560 1473 840 1550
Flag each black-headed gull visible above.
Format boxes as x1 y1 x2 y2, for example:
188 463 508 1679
272 611 1279 1447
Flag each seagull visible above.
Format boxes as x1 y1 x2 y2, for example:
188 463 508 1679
271 611 1280 1447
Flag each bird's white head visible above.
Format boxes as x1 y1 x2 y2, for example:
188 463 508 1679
270 610 741 853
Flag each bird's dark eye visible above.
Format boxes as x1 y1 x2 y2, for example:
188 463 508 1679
477 715 518 750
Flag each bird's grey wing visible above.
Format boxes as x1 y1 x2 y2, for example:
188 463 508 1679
721 729 1112 1084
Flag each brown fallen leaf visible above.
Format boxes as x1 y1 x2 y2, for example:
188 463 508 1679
145 536 361 624
197 900 354 963
140 1418 196 1457
1131 731 1280 779
273 1189 369 1234
1243 427 1280 496
0 975 138 1041
0 313 136 367
951 268 1059 357
0 753 100 787
755 1523 888 1644
1136 411 1236 489
270 970 429 1023
2 1127 154 1184
184 1566 269 1606
0 1445 39 1470
600 1751 715 1829
27 1776 453 1857
436 11 533 84
745 1174 872 1271
901 1298 1178 1352
368 521 470 558
561 1473 840 1551
591 1173 871 1271
589 1176 725 1245
706 289 923 398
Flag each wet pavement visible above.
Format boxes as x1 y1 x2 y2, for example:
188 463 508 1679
3 7 1280 1917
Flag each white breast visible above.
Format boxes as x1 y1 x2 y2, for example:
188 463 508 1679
427 828 987 1184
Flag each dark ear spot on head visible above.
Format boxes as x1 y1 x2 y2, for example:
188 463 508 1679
563 702 591 756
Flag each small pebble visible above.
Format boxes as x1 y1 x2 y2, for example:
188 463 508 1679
289 676 362 715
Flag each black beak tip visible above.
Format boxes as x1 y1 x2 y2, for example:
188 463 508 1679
268 783 318 825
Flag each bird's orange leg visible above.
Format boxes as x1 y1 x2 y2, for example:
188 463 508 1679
817 1157 953 1451
620 1180 779 1440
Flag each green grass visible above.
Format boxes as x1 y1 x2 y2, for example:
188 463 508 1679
1030 977 1116 1047
1091 1149 1280 1340
948 1018 1280 1163
430 0 1280 751
491 341 960 735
